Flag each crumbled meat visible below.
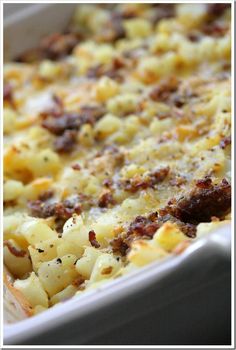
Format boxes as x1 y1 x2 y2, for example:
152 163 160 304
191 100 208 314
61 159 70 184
169 175 187 187
164 178 231 224
110 208 197 256
98 191 116 208
42 106 105 136
110 237 129 256
157 213 197 238
123 176 150 193
220 135 231 149
79 105 106 125
127 215 159 238
123 167 169 193
28 197 82 222
38 190 54 201
27 200 54 218
42 113 80 135
112 56 127 70
187 32 202 42
109 12 126 40
54 130 77 153
149 77 179 102
196 177 213 189
72 163 81 171
202 22 228 37
87 64 123 82
4 241 27 257
88 230 100 248
115 214 160 252
149 167 170 185
148 211 158 222
54 199 82 220
207 4 230 17
40 32 79 60
15 32 80 63
151 4 176 24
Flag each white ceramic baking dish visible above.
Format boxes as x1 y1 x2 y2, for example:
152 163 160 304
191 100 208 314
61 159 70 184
3 4 232 345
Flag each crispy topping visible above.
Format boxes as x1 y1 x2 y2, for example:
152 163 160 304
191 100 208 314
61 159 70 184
202 22 228 37
110 237 129 256
187 32 202 43
110 208 197 256
40 32 79 60
88 230 100 248
54 130 77 153
42 106 106 135
87 63 123 82
127 215 159 238
207 4 230 17
98 191 116 208
38 190 54 201
151 4 176 24
196 177 213 189
123 167 170 193
157 213 197 238
42 113 80 135
109 12 127 40
123 176 151 193
164 178 231 224
149 167 170 184
28 197 82 221
149 77 179 102
169 175 187 187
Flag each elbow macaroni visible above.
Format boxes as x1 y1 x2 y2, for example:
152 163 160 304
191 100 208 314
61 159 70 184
4 3 231 314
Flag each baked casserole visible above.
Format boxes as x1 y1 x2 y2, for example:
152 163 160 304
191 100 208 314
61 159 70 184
3 3 231 317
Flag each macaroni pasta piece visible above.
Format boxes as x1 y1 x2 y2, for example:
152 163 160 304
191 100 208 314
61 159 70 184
3 4 231 314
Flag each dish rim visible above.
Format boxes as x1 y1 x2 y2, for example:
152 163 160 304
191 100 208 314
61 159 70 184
3 3 232 345
4 223 231 344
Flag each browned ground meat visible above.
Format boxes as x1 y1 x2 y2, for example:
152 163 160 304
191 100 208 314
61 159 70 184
149 77 179 102
207 3 230 17
42 106 106 135
39 32 80 61
98 191 116 208
28 197 82 220
122 167 170 193
110 210 197 256
88 230 100 248
54 130 77 153
164 178 231 224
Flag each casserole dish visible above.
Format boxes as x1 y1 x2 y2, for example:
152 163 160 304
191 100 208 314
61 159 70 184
3 3 232 345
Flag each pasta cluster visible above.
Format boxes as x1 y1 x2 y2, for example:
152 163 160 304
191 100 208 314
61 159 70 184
3 3 231 315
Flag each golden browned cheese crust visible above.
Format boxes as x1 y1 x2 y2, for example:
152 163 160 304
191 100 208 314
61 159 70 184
3 4 231 313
